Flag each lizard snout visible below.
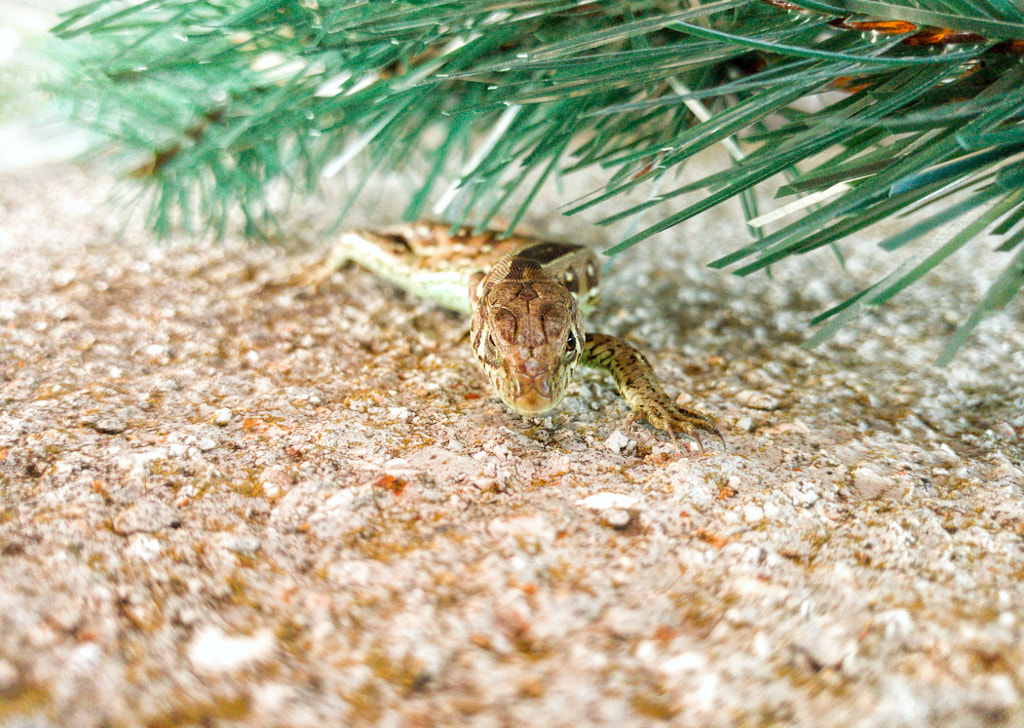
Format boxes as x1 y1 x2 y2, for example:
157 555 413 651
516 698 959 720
503 358 559 415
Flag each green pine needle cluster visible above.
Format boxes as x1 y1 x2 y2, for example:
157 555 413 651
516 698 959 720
49 0 1024 362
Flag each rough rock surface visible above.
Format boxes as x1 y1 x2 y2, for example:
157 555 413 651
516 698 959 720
1 164 1022 728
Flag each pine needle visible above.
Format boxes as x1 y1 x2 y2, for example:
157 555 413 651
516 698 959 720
45 0 1024 361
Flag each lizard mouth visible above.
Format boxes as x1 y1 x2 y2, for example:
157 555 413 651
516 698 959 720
507 392 557 416
503 374 559 416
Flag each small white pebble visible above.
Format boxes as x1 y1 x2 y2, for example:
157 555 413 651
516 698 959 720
125 534 162 562
188 627 276 673
196 437 217 452
66 643 103 674
932 443 959 466
93 416 128 435
387 407 412 422
604 429 631 453
735 390 780 411
985 674 1019 711
660 652 707 676
851 467 896 500
577 492 641 510
785 480 820 507
742 504 765 523
762 500 780 519
213 408 232 426
602 509 633 530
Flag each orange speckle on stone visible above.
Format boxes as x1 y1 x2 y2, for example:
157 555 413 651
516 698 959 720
716 486 738 500
371 474 406 495
653 624 681 642
695 529 726 549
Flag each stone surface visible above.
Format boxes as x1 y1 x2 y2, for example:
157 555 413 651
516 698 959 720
1 160 1023 728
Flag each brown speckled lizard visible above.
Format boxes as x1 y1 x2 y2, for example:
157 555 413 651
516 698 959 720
306 223 723 449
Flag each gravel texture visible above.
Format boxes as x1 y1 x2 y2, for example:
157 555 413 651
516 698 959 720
2 159 1023 728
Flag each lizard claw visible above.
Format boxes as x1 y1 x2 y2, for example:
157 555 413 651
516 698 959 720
632 399 726 453
582 332 723 453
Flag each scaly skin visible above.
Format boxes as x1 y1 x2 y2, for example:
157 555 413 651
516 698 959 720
303 223 724 449
580 333 724 450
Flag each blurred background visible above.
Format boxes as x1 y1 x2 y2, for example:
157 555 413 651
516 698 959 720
0 0 91 170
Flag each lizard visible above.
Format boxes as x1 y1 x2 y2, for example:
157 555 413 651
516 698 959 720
304 222 724 450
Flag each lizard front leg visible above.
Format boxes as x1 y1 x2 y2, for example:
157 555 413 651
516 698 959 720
581 333 724 450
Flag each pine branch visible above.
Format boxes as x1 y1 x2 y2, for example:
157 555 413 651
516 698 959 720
47 0 1024 362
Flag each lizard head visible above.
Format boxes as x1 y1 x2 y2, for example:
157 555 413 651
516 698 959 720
471 279 585 416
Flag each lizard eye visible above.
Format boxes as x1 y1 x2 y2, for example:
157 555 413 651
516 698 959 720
566 330 578 352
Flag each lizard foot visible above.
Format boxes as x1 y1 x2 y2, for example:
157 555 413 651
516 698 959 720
628 397 726 453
